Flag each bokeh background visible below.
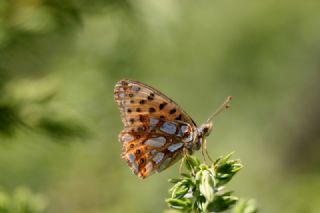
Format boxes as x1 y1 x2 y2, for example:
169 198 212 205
0 0 319 212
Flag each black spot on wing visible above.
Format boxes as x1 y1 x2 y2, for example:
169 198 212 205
175 114 182 120
169 108 176 114
159 102 167 110
149 107 156 113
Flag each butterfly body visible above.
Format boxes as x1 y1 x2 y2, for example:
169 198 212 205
114 79 214 179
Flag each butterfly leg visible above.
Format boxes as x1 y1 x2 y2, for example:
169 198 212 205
201 140 209 164
179 148 192 176
179 157 184 175
203 137 213 163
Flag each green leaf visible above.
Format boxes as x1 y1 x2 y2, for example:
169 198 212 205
168 178 181 184
194 195 206 212
170 180 192 199
207 191 238 212
166 198 192 211
199 170 215 203
180 173 192 178
215 153 243 186
183 155 200 172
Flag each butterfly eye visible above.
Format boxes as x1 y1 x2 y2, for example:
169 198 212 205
199 123 213 137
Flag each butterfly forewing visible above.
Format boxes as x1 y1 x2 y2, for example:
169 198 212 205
114 80 196 127
114 79 197 179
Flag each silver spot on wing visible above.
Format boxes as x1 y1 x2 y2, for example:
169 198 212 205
126 153 139 174
145 137 166 147
178 125 189 137
149 118 159 131
121 134 134 143
126 153 135 163
168 143 184 152
131 162 139 174
118 92 125 98
145 161 153 174
150 118 159 126
131 85 140 91
181 125 188 134
152 152 164 164
160 122 176 134
182 131 193 142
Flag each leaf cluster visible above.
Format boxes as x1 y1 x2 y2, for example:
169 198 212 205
166 153 256 213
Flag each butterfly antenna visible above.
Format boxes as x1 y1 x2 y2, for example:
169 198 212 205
206 96 232 123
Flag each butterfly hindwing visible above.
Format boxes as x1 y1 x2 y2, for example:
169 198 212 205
119 120 193 178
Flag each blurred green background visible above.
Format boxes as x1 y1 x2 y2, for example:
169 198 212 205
0 0 319 212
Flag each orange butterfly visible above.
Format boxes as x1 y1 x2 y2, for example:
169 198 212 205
114 80 231 179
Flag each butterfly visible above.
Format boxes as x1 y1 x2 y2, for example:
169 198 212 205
114 79 231 179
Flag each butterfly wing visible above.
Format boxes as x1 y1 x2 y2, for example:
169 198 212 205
119 125 191 179
114 79 197 178
114 79 197 128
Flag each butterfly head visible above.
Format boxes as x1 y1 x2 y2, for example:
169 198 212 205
189 122 212 152
198 122 213 137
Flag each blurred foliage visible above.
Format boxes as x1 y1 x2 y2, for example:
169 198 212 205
233 199 258 213
0 187 46 213
0 77 88 140
0 0 319 212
